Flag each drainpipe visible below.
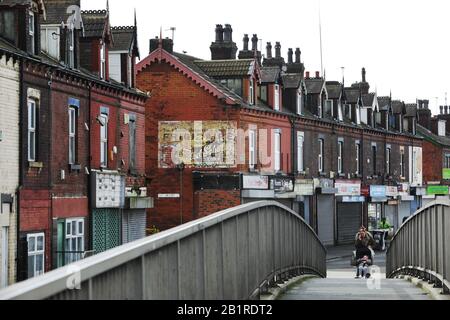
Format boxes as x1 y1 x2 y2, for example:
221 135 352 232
16 59 24 281
46 69 54 271
289 116 296 174
87 82 93 252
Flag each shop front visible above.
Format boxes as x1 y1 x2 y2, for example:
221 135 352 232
384 186 400 231
294 179 314 225
123 187 154 244
335 180 363 245
367 186 387 232
314 178 337 246
241 174 274 205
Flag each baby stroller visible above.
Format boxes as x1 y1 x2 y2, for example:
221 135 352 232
351 246 375 278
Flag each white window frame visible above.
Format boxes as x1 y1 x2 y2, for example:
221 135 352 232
400 149 405 178
100 113 108 167
127 54 133 87
356 142 361 175
338 102 343 121
65 219 84 265
249 78 254 105
296 90 303 115
29 11 35 53
274 130 281 172
274 84 280 111
27 233 45 278
28 99 37 162
338 141 344 174
318 139 324 173
318 104 322 118
297 132 304 172
386 147 391 175
100 41 106 79
40 26 60 59
69 107 76 165
68 26 75 68
325 99 333 117
249 129 257 169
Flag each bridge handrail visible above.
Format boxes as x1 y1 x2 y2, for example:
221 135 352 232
0 201 326 300
386 199 450 294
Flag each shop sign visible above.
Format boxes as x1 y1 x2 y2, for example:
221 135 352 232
295 179 314 196
370 186 386 198
387 200 399 206
342 196 365 203
386 186 399 197
426 185 449 195
443 169 450 180
335 180 361 196
271 176 295 193
361 186 370 197
242 175 269 190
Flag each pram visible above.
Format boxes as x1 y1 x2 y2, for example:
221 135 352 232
350 246 375 267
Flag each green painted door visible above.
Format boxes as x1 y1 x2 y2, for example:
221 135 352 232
92 209 121 254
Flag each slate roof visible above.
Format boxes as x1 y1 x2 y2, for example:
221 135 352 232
417 124 450 147
305 78 324 94
325 81 341 99
81 10 108 38
392 100 404 114
39 0 79 24
405 103 418 117
344 88 360 104
111 26 138 55
362 93 375 107
0 0 46 17
378 96 391 111
282 74 302 89
260 66 281 83
194 59 254 78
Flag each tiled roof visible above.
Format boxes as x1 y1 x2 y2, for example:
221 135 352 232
111 26 137 54
325 81 341 99
282 74 302 89
39 0 79 24
392 100 404 114
362 93 375 107
260 66 281 83
405 103 418 117
305 78 324 94
378 96 391 111
81 10 108 38
344 88 360 104
417 124 450 147
0 0 46 17
194 59 254 77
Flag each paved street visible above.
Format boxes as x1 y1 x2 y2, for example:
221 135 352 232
280 246 431 300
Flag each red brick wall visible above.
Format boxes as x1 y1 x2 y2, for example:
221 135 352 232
194 190 241 218
423 140 442 183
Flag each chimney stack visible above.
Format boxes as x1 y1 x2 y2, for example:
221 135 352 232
243 34 249 51
287 48 293 64
266 42 272 59
306 71 310 78
251 34 258 51
440 106 444 114
295 48 301 63
362 67 366 83
445 105 448 115
275 42 281 58
215 24 224 42
223 24 233 42
316 71 320 78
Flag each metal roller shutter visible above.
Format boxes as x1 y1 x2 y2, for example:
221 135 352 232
337 203 361 244
92 209 121 254
122 210 146 244
317 195 334 246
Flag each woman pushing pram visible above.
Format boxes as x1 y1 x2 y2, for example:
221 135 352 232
352 226 375 279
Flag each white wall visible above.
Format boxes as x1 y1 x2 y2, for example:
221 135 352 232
0 54 20 287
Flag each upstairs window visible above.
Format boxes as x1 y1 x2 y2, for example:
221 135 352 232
356 142 362 175
100 41 106 79
325 99 333 117
67 27 75 68
274 130 281 172
29 11 35 54
68 107 77 165
296 90 303 115
100 112 108 167
297 132 304 172
274 84 280 111
386 147 391 175
0 10 15 42
220 78 243 97
248 78 254 105
318 138 324 173
41 26 60 59
400 149 406 178
372 145 377 175
337 103 344 121
338 140 344 174
28 99 37 162
129 115 137 170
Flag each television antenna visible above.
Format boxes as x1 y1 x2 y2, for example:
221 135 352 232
166 27 176 43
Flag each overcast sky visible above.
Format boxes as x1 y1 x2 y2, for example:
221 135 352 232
81 0 450 114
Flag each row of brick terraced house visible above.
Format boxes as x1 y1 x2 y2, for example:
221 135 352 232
136 23 450 248
0 0 152 287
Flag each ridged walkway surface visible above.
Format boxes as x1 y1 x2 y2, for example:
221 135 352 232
280 246 431 300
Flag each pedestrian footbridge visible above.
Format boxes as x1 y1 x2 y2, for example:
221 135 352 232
0 200 449 300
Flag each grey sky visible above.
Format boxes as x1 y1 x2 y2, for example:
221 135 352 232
81 0 450 114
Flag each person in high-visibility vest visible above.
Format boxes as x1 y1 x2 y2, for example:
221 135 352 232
378 217 391 230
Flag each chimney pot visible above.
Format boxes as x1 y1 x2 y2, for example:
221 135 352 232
275 42 281 58
362 67 366 83
287 48 293 64
224 24 233 42
316 71 320 78
295 48 301 63
215 24 224 42
306 71 310 78
440 106 444 114
266 42 272 59
445 105 448 115
251 34 258 51
243 34 249 51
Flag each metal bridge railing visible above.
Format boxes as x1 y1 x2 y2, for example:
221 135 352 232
386 199 450 294
0 201 326 300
